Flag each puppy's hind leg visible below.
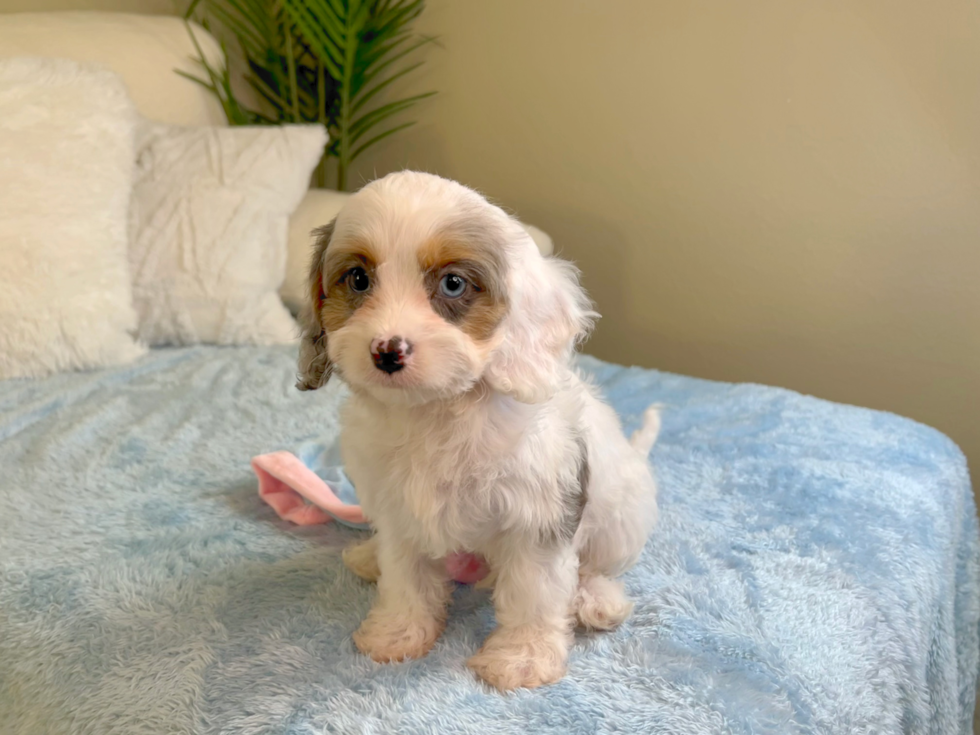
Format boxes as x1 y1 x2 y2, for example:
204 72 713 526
343 535 381 582
572 574 634 631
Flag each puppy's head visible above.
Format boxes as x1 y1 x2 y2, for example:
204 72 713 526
297 171 595 404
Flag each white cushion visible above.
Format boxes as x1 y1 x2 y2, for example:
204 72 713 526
129 122 327 346
0 12 559 331
0 12 225 127
282 188 352 313
0 58 146 379
281 190 557 313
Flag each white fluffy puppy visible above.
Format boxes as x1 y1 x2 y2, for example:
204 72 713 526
297 171 659 691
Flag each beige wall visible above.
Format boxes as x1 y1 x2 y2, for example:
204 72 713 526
0 0 173 12
4 1 978 479
349 0 980 477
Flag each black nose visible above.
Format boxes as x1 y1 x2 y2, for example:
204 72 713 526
374 350 404 374
371 336 411 374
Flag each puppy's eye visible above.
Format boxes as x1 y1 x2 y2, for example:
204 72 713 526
346 267 370 292
439 273 467 299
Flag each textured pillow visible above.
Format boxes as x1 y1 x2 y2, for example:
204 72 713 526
129 123 327 346
0 58 145 380
282 187 352 314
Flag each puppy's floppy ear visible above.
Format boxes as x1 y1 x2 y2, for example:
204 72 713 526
296 220 335 391
484 234 597 403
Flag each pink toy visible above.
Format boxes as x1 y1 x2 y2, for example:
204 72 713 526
253 451 367 527
252 450 489 585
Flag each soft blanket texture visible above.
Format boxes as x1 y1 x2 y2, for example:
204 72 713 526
0 346 976 734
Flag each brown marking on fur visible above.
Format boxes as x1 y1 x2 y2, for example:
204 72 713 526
311 239 376 329
572 435 590 530
319 252 375 332
297 222 337 390
298 229 380 391
418 237 509 342
543 436 590 547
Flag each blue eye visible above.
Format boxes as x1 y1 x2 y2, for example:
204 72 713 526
439 273 467 299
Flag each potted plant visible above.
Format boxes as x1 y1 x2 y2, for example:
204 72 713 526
183 0 435 191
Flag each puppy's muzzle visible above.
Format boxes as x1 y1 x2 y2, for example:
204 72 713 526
371 336 413 374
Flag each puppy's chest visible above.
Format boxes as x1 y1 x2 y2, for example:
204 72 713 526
361 418 525 545
344 398 575 554
389 429 501 514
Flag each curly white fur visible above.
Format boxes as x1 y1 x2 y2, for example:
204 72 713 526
297 172 658 690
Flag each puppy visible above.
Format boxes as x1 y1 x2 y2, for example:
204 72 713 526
297 171 659 691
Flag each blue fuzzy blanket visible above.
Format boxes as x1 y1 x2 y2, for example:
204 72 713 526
0 346 976 734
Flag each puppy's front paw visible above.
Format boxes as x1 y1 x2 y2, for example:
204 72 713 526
353 610 443 663
467 625 570 691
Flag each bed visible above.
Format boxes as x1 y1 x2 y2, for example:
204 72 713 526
0 344 976 734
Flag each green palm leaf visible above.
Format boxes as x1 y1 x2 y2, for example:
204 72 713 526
350 120 415 162
351 60 421 114
186 0 435 190
349 91 434 142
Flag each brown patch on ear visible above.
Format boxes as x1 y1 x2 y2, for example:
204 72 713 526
419 237 509 342
296 221 336 391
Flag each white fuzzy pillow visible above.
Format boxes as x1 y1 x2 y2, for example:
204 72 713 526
0 58 146 380
128 123 327 346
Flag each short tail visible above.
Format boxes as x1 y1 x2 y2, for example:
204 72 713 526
630 404 662 456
